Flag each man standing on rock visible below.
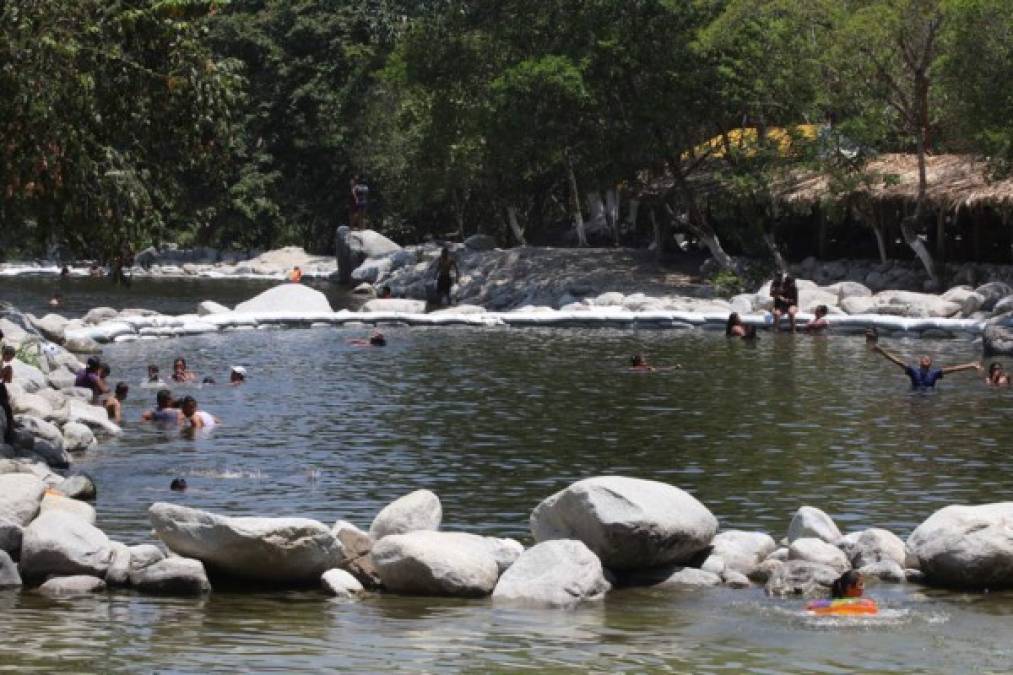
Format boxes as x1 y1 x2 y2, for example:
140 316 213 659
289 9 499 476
434 247 459 306
872 344 981 389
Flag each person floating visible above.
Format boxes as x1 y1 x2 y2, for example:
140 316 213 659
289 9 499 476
229 366 247 385
805 570 878 616
171 357 198 383
288 266 303 283
179 395 217 431
142 389 183 424
770 273 799 333
804 305 830 334
986 362 1010 386
348 331 386 347
170 477 188 492
872 344 981 389
435 247 459 306
49 292 62 308
725 313 759 340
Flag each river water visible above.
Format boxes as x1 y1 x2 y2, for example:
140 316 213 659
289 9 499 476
1 277 1012 673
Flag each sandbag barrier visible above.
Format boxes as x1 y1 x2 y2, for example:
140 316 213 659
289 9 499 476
62 308 1004 346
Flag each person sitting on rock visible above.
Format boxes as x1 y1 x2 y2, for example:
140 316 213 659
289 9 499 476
229 366 247 385
348 331 386 347
179 395 217 432
288 266 303 283
872 344 981 389
986 362 1010 386
75 356 109 398
104 382 128 423
434 247 459 306
142 389 182 424
1 345 14 384
771 273 799 333
171 357 198 383
805 305 830 334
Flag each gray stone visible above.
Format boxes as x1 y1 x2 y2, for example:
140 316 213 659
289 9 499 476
372 530 500 597
321 568 364 598
992 295 1013 315
464 234 497 251
530 476 718 571
360 298 427 314
492 539 610 609
975 281 1013 311
0 550 21 587
906 502 1013 589
62 423 97 454
15 415 63 448
56 474 97 500
197 301 231 316
130 557 211 595
836 528 906 569
149 502 344 584
67 400 121 436
787 506 842 544
27 440 70 469
127 544 166 573
651 567 723 589
83 307 118 325
9 360 46 393
234 284 333 314
983 324 1013 356
38 575 106 596
765 559 839 598
710 530 777 576
858 560 906 583
40 493 96 525
63 336 102 354
723 570 751 588
31 314 68 343
46 367 78 391
0 519 22 557
105 542 131 586
0 473 46 526
788 538 850 574
19 511 113 580
369 489 442 540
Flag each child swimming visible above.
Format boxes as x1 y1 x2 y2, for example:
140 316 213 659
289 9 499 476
805 570 878 616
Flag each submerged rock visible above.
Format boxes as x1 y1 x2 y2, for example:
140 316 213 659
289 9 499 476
130 557 212 596
149 502 344 584
369 489 442 540
321 568 364 598
0 550 21 587
530 476 718 570
492 539 610 608
38 574 106 596
372 530 500 597
906 503 1013 589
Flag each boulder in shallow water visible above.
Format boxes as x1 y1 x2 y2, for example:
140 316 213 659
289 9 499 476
710 530 777 577
836 528 906 569
234 284 333 314
906 503 1013 589
40 493 96 525
369 489 442 540
975 281 1013 311
0 520 22 557
148 502 344 584
321 568 364 598
765 559 839 598
62 423 97 454
359 298 427 314
787 506 842 544
38 574 106 596
31 314 68 343
492 539 610 609
197 300 231 316
858 560 906 583
788 538 850 574
63 336 102 354
371 530 500 597
332 521 381 589
0 473 46 527
530 476 718 571
130 557 212 596
19 510 113 580
67 400 121 436
83 307 118 325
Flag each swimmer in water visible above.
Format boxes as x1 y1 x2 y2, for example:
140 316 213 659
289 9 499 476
348 331 386 347
171 357 198 383
726 312 748 337
142 389 183 424
104 382 128 423
865 327 879 347
872 344 981 389
986 362 1010 386
170 478 188 492
630 353 655 372
49 292 62 307
804 305 830 334
805 570 878 615
147 364 162 383
179 395 217 432
229 366 247 385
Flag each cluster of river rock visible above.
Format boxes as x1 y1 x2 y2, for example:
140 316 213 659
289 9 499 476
3 474 1010 602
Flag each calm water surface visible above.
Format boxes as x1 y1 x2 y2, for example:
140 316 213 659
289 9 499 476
1 278 1012 672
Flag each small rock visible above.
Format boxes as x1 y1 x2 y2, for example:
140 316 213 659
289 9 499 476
788 538 850 574
321 568 364 598
836 528 906 568
38 574 106 596
105 542 131 586
130 557 212 595
371 530 500 597
765 559 839 598
56 474 97 501
62 423 97 453
787 506 842 544
492 539 610 609
710 530 777 576
369 489 442 540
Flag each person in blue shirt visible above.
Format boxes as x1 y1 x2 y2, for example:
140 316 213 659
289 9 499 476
872 344 980 388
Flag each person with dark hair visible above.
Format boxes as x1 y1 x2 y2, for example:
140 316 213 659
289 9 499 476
434 247 459 306
1 345 15 384
771 273 799 332
349 175 369 229
146 364 164 385
986 362 1010 386
865 327 879 346
104 382 128 423
805 570 878 615
726 312 748 337
348 331 386 347
142 389 182 424
170 478 188 491
75 356 108 398
630 353 654 372
830 570 864 599
873 344 981 389
805 305 830 334
171 357 198 383
229 366 247 385
179 395 217 431
379 286 392 299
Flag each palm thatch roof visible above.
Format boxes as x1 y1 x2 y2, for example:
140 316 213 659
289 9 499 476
779 153 1013 212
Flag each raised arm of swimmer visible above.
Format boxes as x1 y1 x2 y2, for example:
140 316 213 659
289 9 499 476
940 361 982 375
871 344 907 369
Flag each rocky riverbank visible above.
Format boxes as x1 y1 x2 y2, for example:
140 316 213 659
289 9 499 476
4 472 1011 604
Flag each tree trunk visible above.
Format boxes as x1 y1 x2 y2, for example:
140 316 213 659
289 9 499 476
586 190 606 236
625 198 640 238
605 187 620 246
565 153 587 247
451 188 466 237
762 230 788 273
936 208 946 264
650 208 661 257
506 206 526 245
904 67 939 287
664 202 735 271
872 220 889 264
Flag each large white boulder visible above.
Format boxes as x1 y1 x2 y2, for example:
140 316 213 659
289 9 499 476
369 489 442 540
360 298 427 314
788 538 850 574
836 528 906 569
530 476 718 570
0 473 46 526
19 511 113 580
798 289 839 312
197 301 231 316
941 286 986 315
67 400 121 436
234 284 333 314
62 422 97 453
350 230 402 260
371 530 500 597
906 503 1013 589
787 506 842 544
492 539 610 608
710 530 777 576
13 392 54 419
765 559 839 598
873 290 961 318
40 493 97 525
31 314 69 343
824 281 872 301
10 359 46 393
148 502 344 583
976 281 1013 311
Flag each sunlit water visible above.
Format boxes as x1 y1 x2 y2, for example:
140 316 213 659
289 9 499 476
2 278 1013 672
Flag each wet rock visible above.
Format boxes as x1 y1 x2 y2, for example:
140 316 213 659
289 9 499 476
836 528 906 569
858 560 906 583
372 530 499 597
360 298 427 314
530 476 718 571
700 553 725 577
40 493 96 525
63 336 102 354
723 570 751 588
331 521 381 589
0 473 46 527
148 502 344 584
67 400 121 436
983 324 1013 356
975 281 1013 311
234 284 333 314
104 542 131 586
62 423 97 454
27 440 70 469
19 511 113 580
0 550 21 587
492 539 610 608
765 560 839 598
31 314 68 343
787 506 842 544
941 286 985 315
130 557 212 595
825 281 872 301
38 574 106 596
369 489 442 540
710 530 777 576
788 538 850 574
0 520 22 557
906 503 1013 589
197 301 231 316
15 415 63 448
84 307 118 325
127 544 166 573
321 568 364 598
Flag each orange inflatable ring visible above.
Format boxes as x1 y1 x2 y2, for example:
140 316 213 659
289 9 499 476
805 598 878 616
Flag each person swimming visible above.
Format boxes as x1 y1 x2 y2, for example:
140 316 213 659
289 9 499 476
805 570 878 615
170 478 188 492
348 331 386 347
179 395 217 431
229 366 247 385
171 357 198 383
142 389 183 424
104 382 128 423
726 312 747 337
805 305 830 334
986 362 1010 386
630 353 654 372
872 344 981 389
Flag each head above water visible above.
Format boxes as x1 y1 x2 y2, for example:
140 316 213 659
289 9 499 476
369 331 386 347
86 356 101 372
441 247 449 258
99 363 111 378
115 382 129 400
156 389 173 409
179 395 197 417
631 353 647 367
918 355 933 370
230 366 246 383
830 570 864 599
725 312 742 335
814 305 829 318
170 477 187 492
173 357 187 372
